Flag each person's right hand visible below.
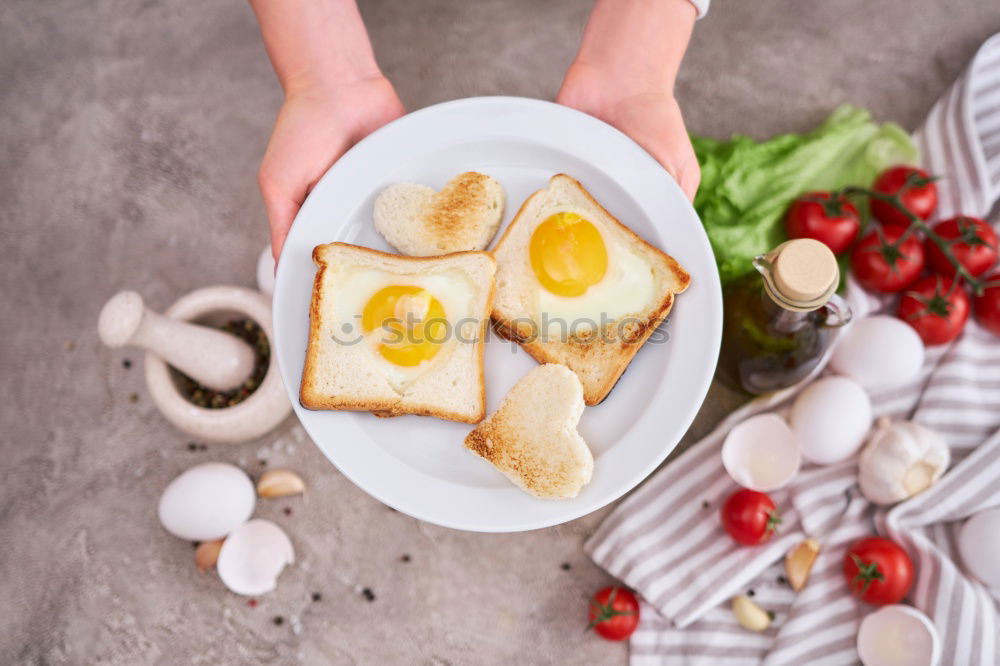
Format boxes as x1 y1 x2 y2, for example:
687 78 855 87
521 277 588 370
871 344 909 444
258 76 405 260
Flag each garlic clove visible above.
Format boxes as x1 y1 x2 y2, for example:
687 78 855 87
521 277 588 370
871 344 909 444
902 462 935 496
195 539 224 573
785 538 820 592
256 469 305 498
732 595 772 632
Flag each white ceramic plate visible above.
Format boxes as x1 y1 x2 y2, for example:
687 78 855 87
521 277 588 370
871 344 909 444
273 97 722 532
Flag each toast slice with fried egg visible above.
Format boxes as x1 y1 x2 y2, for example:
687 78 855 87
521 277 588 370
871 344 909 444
464 363 593 499
490 174 690 405
300 242 495 423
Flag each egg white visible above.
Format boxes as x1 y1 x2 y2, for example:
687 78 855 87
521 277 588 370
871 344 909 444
333 266 477 391
530 211 657 339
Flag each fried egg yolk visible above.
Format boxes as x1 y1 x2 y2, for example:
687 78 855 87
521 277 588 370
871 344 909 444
529 212 608 297
361 286 446 367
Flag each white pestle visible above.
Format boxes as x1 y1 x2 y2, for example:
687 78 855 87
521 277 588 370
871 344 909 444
98 290 256 392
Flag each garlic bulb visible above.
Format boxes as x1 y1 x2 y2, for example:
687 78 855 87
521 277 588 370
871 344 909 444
858 417 949 505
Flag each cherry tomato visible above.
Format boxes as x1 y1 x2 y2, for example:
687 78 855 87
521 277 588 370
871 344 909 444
896 274 970 345
925 216 998 278
851 224 925 293
870 166 938 227
720 489 780 546
844 537 914 605
785 192 861 254
588 587 640 641
973 273 1000 337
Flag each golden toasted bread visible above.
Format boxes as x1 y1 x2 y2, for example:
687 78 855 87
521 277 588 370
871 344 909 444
374 172 505 256
490 174 690 405
300 242 495 423
464 364 593 499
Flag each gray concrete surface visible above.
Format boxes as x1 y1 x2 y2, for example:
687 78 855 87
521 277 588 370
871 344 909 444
3 1 999 664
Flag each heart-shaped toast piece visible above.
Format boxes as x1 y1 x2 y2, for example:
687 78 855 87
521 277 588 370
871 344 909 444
374 172 505 256
464 364 593 499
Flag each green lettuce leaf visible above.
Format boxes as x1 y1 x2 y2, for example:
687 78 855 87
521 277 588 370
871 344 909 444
692 105 918 285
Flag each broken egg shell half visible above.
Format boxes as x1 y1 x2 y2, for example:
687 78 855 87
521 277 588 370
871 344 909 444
722 413 801 491
217 519 294 596
158 462 256 541
856 605 939 666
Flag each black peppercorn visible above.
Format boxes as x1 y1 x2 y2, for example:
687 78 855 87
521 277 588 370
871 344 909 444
362 587 375 602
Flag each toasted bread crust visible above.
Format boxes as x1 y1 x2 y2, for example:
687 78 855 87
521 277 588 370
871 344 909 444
425 172 493 245
463 364 592 499
490 174 690 405
299 242 494 423
375 172 504 256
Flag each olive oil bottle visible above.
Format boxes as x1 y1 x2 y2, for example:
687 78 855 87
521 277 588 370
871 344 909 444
719 239 851 395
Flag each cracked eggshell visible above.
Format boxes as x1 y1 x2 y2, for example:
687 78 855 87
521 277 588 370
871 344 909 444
158 463 256 541
722 413 801 491
217 519 294 596
789 376 872 465
830 316 924 392
857 605 939 666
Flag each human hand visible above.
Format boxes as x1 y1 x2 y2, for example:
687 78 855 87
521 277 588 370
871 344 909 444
557 63 700 202
258 76 405 260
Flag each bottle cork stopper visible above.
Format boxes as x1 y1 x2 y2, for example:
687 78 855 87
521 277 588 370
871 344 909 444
770 239 838 309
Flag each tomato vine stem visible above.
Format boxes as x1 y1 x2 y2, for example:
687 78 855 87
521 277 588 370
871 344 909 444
836 184 985 294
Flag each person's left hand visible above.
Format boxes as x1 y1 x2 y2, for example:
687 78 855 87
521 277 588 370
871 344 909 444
556 63 700 202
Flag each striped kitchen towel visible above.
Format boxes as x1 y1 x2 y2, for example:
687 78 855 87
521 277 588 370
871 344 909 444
587 32 1000 665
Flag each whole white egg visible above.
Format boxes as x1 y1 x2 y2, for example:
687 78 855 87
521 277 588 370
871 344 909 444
217 519 294 596
789 376 872 465
958 507 1000 588
256 246 275 296
830 316 924 392
158 462 256 541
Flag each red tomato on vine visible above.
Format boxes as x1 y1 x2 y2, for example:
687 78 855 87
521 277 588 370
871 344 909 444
870 166 938 227
785 192 861 254
896 275 970 345
851 225 925 293
925 216 998 278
